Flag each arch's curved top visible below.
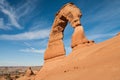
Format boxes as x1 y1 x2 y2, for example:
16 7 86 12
56 2 74 16
44 3 94 62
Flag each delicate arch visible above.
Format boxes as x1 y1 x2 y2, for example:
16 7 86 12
44 3 94 62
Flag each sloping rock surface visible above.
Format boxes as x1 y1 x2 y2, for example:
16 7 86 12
35 34 120 80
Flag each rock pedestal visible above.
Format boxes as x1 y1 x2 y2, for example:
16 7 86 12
71 26 88 48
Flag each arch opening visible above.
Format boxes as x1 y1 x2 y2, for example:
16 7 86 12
63 23 74 56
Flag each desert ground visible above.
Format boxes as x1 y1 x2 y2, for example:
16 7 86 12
0 66 41 80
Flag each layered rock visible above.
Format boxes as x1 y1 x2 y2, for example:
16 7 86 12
44 3 94 62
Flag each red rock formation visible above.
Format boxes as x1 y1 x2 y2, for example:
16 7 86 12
15 2 120 80
16 2 120 79
35 32 120 80
44 3 94 62
25 67 34 77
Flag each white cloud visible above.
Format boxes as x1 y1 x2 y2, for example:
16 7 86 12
20 42 45 54
1 8 21 29
16 0 38 18
0 29 50 40
20 48 45 54
0 0 22 29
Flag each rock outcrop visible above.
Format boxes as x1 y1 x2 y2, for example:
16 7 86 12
44 2 94 62
25 67 34 77
17 67 35 80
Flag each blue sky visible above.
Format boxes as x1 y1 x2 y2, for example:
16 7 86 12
0 0 120 66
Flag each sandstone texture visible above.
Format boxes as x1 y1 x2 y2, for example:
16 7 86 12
17 2 120 80
44 2 94 62
35 32 120 80
34 3 120 80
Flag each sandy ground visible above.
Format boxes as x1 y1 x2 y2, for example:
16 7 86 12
35 34 120 80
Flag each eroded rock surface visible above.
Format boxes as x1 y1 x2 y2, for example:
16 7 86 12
25 67 34 77
44 3 94 62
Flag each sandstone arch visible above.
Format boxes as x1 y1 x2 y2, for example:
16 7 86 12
44 3 94 62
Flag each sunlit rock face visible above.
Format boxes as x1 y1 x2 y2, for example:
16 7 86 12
44 3 94 62
34 2 120 80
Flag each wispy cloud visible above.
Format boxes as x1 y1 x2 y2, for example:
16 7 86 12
24 42 32 47
20 48 45 54
1 7 21 29
0 29 50 40
16 0 39 18
81 0 120 42
0 0 42 30
82 0 120 24
0 0 22 29
20 42 45 54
